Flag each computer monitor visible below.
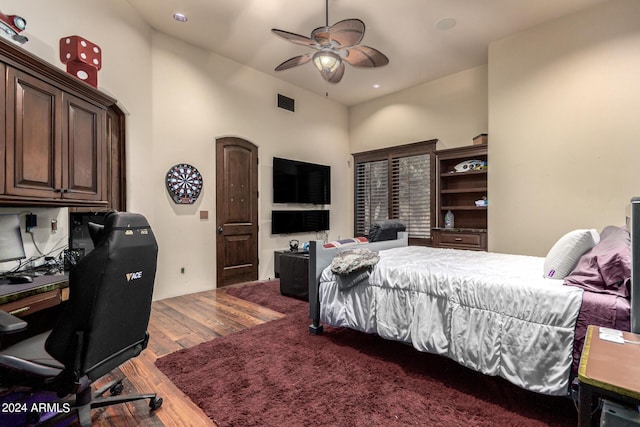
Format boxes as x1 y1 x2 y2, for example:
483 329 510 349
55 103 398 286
0 214 26 263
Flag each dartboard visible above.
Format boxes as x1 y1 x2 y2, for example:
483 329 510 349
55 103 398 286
165 163 203 204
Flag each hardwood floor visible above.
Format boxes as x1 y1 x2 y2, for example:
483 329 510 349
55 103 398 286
83 281 285 426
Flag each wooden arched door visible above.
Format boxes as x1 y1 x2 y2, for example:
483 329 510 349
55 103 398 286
215 137 258 287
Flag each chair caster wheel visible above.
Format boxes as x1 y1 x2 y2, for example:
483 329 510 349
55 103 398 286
149 397 163 410
110 381 124 395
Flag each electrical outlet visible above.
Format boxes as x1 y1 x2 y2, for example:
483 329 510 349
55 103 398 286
180 267 185 274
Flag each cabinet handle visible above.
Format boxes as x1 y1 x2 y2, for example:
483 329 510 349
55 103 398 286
454 238 463 241
9 306 30 315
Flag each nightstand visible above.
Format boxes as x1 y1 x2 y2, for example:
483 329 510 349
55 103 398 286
278 251 309 301
578 325 640 426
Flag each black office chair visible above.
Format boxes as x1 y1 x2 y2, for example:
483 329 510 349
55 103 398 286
0 211 162 426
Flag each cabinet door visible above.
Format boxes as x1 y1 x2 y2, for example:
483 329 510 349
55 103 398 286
5 67 63 198
106 106 126 210
62 93 106 202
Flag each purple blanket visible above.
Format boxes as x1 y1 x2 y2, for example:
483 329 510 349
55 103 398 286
571 291 630 373
562 225 632 372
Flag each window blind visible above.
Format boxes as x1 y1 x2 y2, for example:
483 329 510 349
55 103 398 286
355 160 388 236
353 140 436 245
391 154 431 239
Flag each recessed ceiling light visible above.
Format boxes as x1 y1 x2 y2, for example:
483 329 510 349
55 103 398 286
435 17 456 31
373 84 381 89
173 13 188 22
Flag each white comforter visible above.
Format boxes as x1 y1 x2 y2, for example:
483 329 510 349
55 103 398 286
319 246 584 396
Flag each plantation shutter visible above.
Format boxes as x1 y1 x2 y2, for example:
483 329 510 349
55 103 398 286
353 140 436 245
391 154 431 240
355 160 388 236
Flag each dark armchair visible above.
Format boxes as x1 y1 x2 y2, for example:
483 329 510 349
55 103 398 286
0 211 162 426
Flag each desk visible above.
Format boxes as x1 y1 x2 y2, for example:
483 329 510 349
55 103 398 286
578 325 640 427
0 273 69 317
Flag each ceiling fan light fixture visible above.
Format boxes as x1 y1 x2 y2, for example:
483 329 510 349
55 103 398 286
313 50 341 73
271 0 387 86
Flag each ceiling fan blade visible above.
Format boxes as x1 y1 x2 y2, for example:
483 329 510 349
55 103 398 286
320 62 345 84
329 19 365 47
271 29 318 48
343 46 389 68
274 53 313 71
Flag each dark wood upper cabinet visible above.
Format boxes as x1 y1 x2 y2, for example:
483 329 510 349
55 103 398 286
63 92 105 202
105 105 126 211
0 38 123 208
5 67 64 199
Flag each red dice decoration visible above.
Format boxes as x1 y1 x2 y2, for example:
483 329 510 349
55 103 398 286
59 35 102 87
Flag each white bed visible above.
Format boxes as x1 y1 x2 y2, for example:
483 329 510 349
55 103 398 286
307 198 640 397
319 245 582 395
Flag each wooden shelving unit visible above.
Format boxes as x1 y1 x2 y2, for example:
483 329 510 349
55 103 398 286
433 144 488 250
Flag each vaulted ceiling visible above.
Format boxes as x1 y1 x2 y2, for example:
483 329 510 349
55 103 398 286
126 0 608 106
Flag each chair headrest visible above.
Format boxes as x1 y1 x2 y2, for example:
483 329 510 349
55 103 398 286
88 222 105 245
88 211 152 246
368 219 406 242
106 211 151 229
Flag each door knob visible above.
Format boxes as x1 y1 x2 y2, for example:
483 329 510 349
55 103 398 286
217 226 223 234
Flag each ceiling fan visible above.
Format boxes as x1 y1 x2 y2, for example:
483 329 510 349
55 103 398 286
271 0 389 84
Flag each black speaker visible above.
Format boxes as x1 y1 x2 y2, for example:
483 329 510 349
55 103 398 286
69 212 108 264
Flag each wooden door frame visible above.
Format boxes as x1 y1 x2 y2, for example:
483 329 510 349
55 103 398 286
215 136 259 287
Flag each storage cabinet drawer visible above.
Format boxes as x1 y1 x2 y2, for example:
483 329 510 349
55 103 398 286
432 229 487 251
440 232 481 246
0 289 61 317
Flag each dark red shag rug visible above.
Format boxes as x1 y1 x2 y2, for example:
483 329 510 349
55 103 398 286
155 281 578 426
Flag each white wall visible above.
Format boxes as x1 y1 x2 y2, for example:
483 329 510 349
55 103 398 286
488 0 640 255
0 0 351 300
0 208 68 273
151 32 350 299
0 0 155 220
0 0 153 270
349 65 488 153
4 0 637 299
349 0 640 257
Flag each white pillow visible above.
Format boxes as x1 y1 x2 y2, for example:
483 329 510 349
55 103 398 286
543 229 600 279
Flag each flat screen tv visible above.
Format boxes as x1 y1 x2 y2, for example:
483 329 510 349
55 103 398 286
271 210 329 234
273 157 330 204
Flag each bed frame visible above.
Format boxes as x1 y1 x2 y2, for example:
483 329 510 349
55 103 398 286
309 197 640 336
631 197 639 333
